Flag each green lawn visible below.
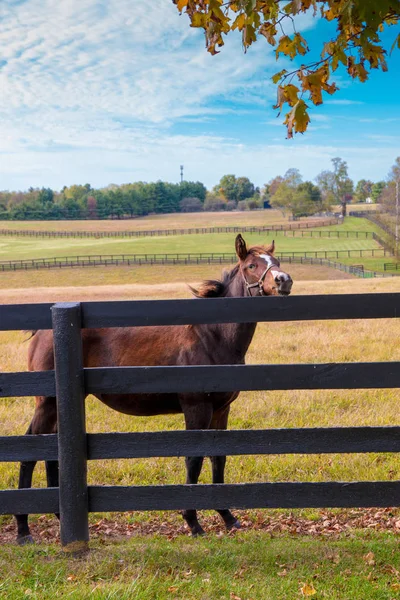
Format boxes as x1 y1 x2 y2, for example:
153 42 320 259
1 532 400 599
0 231 380 262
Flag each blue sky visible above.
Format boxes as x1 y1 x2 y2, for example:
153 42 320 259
0 0 399 191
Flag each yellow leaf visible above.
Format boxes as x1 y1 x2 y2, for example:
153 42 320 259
232 13 246 31
300 582 317 596
176 0 188 11
191 12 208 28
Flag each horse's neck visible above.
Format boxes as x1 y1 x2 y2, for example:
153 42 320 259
196 269 257 364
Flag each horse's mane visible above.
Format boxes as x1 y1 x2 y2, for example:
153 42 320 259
189 264 240 298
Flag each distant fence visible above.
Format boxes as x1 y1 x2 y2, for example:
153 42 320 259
0 218 340 239
350 211 396 255
2 294 400 551
0 248 389 273
384 263 400 272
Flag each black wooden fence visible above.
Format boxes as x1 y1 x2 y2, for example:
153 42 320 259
0 218 339 239
2 294 400 552
0 248 388 272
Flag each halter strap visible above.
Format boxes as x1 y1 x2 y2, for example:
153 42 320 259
242 263 275 296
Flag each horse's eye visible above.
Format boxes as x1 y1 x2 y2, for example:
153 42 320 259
248 264 256 270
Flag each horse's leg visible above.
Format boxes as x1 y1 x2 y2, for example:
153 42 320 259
180 398 213 536
210 406 241 530
15 396 57 545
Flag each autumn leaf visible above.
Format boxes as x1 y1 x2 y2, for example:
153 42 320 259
176 0 188 11
300 582 317 596
232 13 246 31
363 551 375 566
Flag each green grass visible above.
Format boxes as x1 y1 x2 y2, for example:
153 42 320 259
0 231 380 261
1 532 400 599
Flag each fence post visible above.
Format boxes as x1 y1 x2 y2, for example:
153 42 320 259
51 302 89 553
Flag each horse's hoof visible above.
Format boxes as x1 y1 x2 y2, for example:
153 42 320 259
191 527 206 537
227 520 241 531
17 534 34 546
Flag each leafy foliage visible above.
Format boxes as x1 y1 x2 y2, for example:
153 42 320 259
174 0 400 136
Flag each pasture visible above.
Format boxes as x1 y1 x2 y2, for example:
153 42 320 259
1 212 400 599
0 209 296 232
0 228 381 262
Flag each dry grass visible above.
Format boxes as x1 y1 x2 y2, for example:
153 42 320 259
0 262 354 295
0 210 301 232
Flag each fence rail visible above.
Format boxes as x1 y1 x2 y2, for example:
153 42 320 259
0 218 339 239
2 294 400 550
384 263 400 271
0 248 389 272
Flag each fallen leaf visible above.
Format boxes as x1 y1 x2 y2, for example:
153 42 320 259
278 569 288 577
364 552 375 566
168 586 178 593
67 575 77 582
230 594 242 600
300 582 317 596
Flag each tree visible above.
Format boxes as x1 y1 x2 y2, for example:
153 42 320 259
283 168 302 188
179 181 207 202
388 157 400 182
214 174 238 202
354 179 373 203
371 181 386 203
37 187 54 206
316 158 353 216
236 177 255 201
174 1 400 137
180 197 203 212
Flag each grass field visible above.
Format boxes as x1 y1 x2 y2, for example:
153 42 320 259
1 531 400 599
0 230 381 262
2 208 400 599
0 210 298 232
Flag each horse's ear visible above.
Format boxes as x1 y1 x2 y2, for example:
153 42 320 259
235 234 247 260
266 240 275 255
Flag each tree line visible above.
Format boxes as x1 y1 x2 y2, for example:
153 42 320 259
0 158 397 221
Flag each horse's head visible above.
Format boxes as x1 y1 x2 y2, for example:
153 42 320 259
235 234 293 297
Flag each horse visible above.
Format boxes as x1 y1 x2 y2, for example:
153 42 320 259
15 234 293 544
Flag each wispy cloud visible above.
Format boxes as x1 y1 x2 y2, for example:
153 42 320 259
325 99 365 105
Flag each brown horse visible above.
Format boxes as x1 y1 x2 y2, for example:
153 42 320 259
16 234 293 544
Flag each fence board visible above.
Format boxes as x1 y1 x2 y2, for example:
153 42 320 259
85 362 400 395
2 293 400 332
0 434 58 461
0 370 55 397
88 481 400 511
80 293 400 329
0 488 59 515
87 427 400 459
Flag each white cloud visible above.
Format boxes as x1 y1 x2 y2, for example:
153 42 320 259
325 99 364 105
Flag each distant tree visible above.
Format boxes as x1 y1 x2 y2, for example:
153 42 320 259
214 175 255 204
371 181 387 203
204 192 226 211
354 179 373 203
179 181 207 202
236 177 255 201
316 158 353 216
180 197 203 212
86 196 98 219
388 157 400 182
37 187 54 206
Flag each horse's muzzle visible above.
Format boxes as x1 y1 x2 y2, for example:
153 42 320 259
275 273 293 296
